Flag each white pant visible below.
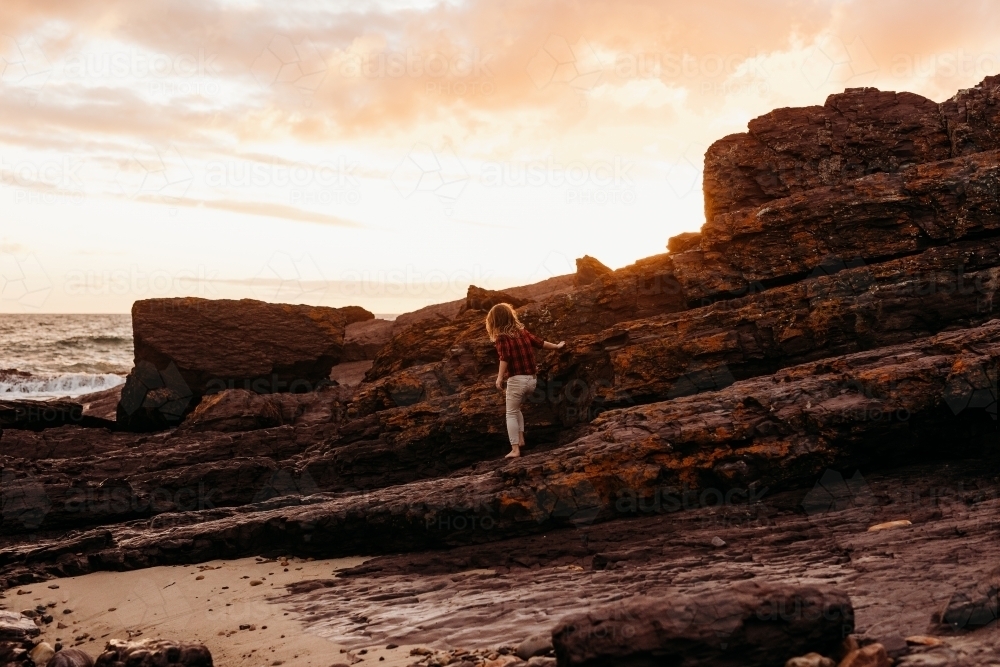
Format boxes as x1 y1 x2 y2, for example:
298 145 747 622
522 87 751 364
505 374 537 445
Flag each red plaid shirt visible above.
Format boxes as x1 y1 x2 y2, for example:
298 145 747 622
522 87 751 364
495 328 544 376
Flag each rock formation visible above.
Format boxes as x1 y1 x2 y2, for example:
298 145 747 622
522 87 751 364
5 75 1000 665
572 255 612 287
115 298 372 431
95 639 212 667
551 583 853 666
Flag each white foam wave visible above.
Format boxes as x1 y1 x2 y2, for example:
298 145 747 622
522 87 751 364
0 372 125 399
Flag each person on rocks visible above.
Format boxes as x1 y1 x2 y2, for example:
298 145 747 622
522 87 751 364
485 303 565 458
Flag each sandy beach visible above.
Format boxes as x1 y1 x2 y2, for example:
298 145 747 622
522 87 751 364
2 556 424 667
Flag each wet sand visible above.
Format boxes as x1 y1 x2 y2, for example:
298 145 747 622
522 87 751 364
4 556 423 666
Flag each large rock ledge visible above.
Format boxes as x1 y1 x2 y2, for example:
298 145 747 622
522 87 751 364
116 298 372 431
703 75 1000 220
1 320 997 584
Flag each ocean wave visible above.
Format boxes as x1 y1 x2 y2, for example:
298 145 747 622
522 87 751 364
55 335 133 347
0 372 126 399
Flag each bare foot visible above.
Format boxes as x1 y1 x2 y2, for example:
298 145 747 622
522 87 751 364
505 447 521 458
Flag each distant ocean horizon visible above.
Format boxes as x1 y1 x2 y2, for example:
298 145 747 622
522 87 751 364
0 311 400 400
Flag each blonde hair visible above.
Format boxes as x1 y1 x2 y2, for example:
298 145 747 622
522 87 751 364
485 303 524 342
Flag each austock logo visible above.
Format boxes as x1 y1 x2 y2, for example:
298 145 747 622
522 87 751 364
251 251 330 302
65 481 219 516
0 252 53 309
801 468 877 527
526 34 604 95
390 143 469 214
0 469 51 531
251 35 327 96
800 33 877 91
253 468 319 503
115 143 194 201
425 477 603 534
118 361 194 424
0 34 51 90
614 483 770 516
558 588 852 652
668 364 736 399
944 362 998 422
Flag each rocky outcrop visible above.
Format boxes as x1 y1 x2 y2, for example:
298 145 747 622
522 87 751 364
703 77 1000 221
7 75 1000 665
77 386 123 422
459 285 532 315
542 235 1000 421
687 149 1000 296
2 320 997 576
116 298 372 431
94 639 212 667
935 565 1000 631
342 318 396 362
551 583 853 667
49 648 95 667
0 610 41 667
573 256 612 288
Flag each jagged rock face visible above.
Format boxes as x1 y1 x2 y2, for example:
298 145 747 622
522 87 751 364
3 321 995 578
936 565 1000 631
342 318 396 362
703 77 1000 221
182 386 351 433
459 285 532 315
551 583 853 667
941 74 1000 156
545 236 1000 421
573 255 612 287
691 150 1000 291
115 298 372 431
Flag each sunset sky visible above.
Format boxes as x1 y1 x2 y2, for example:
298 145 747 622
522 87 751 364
2 0 999 314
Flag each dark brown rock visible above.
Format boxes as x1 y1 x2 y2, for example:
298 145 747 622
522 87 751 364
364 309 486 382
459 285 531 315
77 386 123 422
342 318 396 362
702 82 1000 221
179 389 283 432
115 298 372 431
94 639 211 667
4 320 997 577
940 74 1000 157
544 236 1000 422
573 256 612 288
687 149 1000 296
0 400 112 431
551 582 853 667
666 232 701 254
936 565 999 631
48 648 95 667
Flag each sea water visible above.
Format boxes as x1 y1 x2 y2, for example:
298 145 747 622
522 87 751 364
0 314 131 399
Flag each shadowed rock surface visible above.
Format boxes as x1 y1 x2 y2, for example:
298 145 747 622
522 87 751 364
550 582 853 667
115 298 372 431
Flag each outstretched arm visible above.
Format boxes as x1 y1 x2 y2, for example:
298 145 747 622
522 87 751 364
542 340 566 350
496 360 509 390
